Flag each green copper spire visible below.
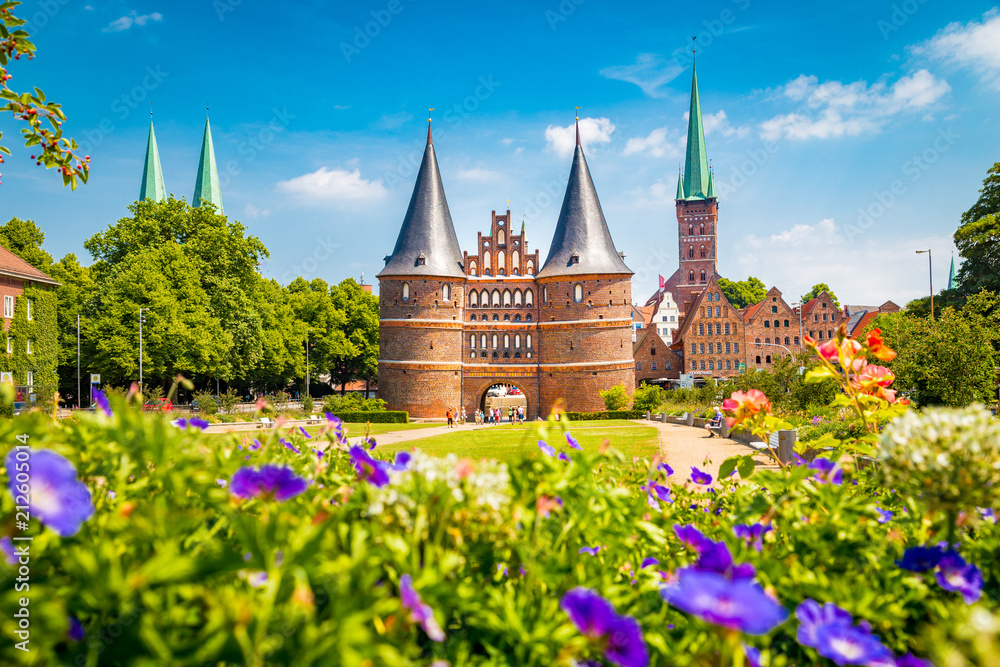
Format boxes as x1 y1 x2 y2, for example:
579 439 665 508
948 254 955 290
676 170 685 200
139 119 166 202
683 63 711 200
706 169 716 198
193 114 223 213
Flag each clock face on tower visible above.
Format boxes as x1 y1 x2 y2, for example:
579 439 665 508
497 220 505 226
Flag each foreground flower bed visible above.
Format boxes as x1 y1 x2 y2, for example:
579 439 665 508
1 330 998 666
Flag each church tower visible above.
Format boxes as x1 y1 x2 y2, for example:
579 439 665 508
377 120 466 418
139 118 166 202
675 63 719 315
193 114 224 213
535 119 635 414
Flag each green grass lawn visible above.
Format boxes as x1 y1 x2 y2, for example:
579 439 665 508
203 421 440 438
379 420 661 465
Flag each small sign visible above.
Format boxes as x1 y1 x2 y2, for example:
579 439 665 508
738 363 746 370
0 372 11 383
90 373 101 384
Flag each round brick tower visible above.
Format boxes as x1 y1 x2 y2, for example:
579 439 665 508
377 121 466 419
535 120 635 415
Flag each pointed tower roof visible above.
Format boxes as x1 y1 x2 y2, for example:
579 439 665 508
139 119 166 202
948 255 955 290
378 120 465 279
193 114 223 213
682 64 712 200
537 119 631 279
675 170 685 200
706 169 716 198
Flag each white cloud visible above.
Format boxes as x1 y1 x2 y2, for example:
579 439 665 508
455 168 500 182
760 70 950 141
623 127 684 158
244 203 270 218
915 9 1000 90
277 167 386 201
734 218 953 304
544 117 615 157
599 53 685 98
626 180 676 209
103 11 163 32
702 110 749 139
375 111 412 130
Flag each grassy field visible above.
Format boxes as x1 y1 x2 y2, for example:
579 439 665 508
203 421 440 438
378 419 661 464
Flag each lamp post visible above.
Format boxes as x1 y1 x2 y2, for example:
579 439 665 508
790 302 806 371
916 249 933 320
139 307 149 391
305 328 313 401
76 313 81 409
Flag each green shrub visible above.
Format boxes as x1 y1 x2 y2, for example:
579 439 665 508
564 410 645 420
192 391 218 415
323 393 387 413
631 384 664 412
329 410 408 423
218 388 240 414
301 394 315 413
599 383 629 411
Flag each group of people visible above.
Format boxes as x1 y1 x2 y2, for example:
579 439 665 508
475 405 525 425
445 407 468 428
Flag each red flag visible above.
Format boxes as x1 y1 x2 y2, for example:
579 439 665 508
658 274 666 291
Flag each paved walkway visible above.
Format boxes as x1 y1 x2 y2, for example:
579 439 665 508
631 419 778 482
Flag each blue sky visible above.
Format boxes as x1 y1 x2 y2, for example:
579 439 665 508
2 0 999 305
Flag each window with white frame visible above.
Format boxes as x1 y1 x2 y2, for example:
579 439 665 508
5 337 10 354
26 339 32 355
26 299 32 321
26 371 33 388
3 295 12 318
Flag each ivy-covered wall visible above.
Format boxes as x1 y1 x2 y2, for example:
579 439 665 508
0 284 59 390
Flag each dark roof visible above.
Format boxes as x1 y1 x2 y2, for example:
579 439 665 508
537 137 631 279
378 123 465 279
0 245 59 285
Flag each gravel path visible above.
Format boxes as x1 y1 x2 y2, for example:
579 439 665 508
632 419 778 481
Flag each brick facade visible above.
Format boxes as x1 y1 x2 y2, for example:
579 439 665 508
673 274 744 378
633 327 682 383
743 287 803 369
800 291 844 344
675 198 718 315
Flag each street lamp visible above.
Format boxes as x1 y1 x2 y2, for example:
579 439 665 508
916 249 933 320
139 307 149 391
305 328 313 400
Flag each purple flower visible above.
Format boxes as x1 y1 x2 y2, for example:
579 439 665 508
896 545 945 572
349 445 390 487
978 507 997 523
791 452 807 466
229 465 309 502
558 452 570 462
733 523 772 552
875 507 893 524
390 451 412 471
560 588 649 667
172 418 188 428
690 467 712 485
298 426 311 438
566 432 582 450
1 536 18 566
795 600 893 666
364 437 377 451
810 415 823 424
935 552 983 603
695 540 756 580
250 439 261 451
189 417 210 430
579 545 602 556
400 574 444 641
640 557 659 569
497 563 508 576
662 568 788 635
67 616 85 642
657 462 674 477
216 478 227 488
5 449 95 537
894 654 933 667
313 449 324 459
281 438 300 454
673 524 712 552
91 387 112 416
744 645 762 667
808 457 843 485
538 440 555 457
325 413 346 442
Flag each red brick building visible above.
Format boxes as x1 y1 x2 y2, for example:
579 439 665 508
800 291 844 343
633 326 683 383
378 120 634 419
743 287 803 368
672 274 744 377
0 245 60 393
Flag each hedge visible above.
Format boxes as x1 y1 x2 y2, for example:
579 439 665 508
564 409 645 421
329 410 409 423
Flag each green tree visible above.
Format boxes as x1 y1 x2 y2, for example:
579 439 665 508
718 276 767 309
47 253 93 403
800 283 841 309
287 277 350 393
954 162 1000 295
600 383 629 411
1 2 89 188
251 279 305 392
631 383 664 412
0 217 53 271
867 309 996 407
330 278 379 396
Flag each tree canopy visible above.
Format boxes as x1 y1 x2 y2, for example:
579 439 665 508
801 283 840 309
718 276 767 309
953 162 1000 296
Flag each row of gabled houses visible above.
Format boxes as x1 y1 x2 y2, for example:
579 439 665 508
630 279 900 385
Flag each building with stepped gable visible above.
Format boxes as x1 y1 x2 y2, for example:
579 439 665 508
377 120 634 419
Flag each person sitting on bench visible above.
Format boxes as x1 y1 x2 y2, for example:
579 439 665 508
704 407 724 437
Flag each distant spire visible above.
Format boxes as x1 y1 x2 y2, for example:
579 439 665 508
676 168 685 200
139 114 166 202
707 166 716 198
948 254 955 290
521 214 525 235
193 113 223 213
575 106 581 146
427 108 434 145
682 62 712 200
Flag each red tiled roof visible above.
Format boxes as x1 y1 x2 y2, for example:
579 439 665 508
743 301 764 322
0 245 58 285
800 297 819 317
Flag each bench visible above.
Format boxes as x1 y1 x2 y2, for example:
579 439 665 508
257 417 273 429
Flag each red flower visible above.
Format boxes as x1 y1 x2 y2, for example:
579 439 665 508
865 329 897 362
722 389 771 428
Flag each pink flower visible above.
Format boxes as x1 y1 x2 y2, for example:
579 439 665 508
722 390 771 428
817 340 839 361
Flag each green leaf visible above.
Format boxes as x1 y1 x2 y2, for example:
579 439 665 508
804 367 836 384
719 455 740 479
738 455 756 479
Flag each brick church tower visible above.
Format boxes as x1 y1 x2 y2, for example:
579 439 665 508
535 120 635 414
377 121 466 418
674 63 719 315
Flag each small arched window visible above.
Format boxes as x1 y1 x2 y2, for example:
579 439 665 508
469 261 477 276
715 306 721 317
503 334 510 348
688 246 695 259
699 270 706 283
526 334 532 348
470 335 476 348
755 338 761 346
784 336 790 345
492 290 501 308
774 320 780 328
699 245 706 258
503 314 510 321
515 334 521 348
764 320 770 328
700 225 705 235
573 284 583 303
512 250 520 270
497 230 505 245
402 282 410 301
689 270 695 283
492 334 498 348
525 289 534 306
480 289 489 307
527 260 534 275
498 250 506 273
755 355 761 364
794 336 800 345
514 314 521 322
766 355 771 364
513 290 522 307
483 250 491 273
481 334 487 348
503 290 512 308
442 284 451 301
469 291 478 307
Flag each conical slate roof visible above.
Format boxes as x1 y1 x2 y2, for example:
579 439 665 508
139 120 166 202
193 115 223 213
378 122 465 279
537 128 631 278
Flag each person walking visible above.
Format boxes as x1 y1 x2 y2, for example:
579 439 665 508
446 408 454 428
461 407 467 425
